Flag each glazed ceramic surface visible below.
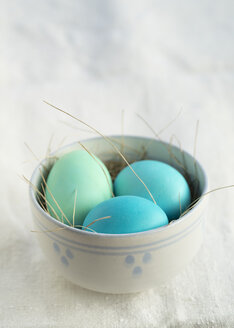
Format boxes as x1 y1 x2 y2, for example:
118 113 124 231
29 136 208 294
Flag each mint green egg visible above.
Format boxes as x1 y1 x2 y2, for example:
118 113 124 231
45 150 113 227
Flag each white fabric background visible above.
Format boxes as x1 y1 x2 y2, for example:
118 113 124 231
1 0 234 327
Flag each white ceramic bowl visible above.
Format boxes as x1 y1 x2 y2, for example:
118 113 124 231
29 136 208 294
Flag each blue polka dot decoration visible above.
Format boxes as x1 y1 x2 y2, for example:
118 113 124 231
52 242 74 267
125 255 135 265
53 242 60 253
61 256 69 267
124 252 152 277
133 266 142 276
66 249 74 259
143 252 152 263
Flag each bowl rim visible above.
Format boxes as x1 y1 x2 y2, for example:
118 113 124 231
29 135 208 239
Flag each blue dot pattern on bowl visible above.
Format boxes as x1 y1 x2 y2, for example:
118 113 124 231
133 266 142 276
53 242 60 253
61 256 69 266
52 242 74 267
125 255 135 265
142 252 152 263
66 248 74 259
124 252 152 277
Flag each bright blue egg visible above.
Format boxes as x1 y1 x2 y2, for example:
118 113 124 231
82 196 168 234
114 160 191 221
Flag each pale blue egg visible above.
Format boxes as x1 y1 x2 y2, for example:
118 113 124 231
114 160 191 221
45 150 113 227
82 196 168 234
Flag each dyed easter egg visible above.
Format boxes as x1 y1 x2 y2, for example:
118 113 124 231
114 160 191 220
45 150 113 226
82 195 168 234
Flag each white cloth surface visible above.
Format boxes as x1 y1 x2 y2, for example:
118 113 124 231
1 0 234 327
